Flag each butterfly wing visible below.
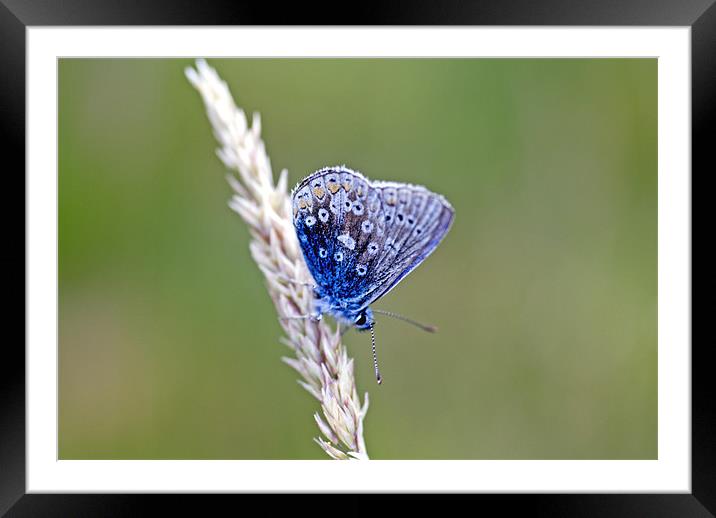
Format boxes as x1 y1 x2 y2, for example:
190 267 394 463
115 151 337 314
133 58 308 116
292 166 454 312
354 180 454 308
292 166 380 302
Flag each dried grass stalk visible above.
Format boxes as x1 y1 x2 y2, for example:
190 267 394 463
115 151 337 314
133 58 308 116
185 59 370 460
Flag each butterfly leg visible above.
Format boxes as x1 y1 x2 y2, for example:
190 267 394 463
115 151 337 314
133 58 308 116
279 312 322 322
274 272 314 289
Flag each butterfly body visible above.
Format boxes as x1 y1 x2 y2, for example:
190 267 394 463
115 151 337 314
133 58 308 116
292 166 454 331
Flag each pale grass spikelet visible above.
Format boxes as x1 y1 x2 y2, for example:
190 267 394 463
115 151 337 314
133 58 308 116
185 59 370 460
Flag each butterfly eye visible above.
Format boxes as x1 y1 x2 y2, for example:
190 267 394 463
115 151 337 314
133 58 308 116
355 313 367 326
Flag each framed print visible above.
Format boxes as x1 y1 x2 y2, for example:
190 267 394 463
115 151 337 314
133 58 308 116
6 0 713 514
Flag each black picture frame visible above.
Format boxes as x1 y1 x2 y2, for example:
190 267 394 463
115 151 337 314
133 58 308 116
5 0 712 514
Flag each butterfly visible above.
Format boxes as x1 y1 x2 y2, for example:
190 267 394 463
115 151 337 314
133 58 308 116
291 166 454 383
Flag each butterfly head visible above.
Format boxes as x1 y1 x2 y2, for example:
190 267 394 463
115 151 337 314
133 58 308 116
352 307 374 331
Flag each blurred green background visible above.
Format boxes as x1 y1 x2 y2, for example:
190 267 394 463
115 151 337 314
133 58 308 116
59 58 657 459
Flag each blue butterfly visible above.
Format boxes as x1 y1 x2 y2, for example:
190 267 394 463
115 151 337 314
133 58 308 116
291 166 454 383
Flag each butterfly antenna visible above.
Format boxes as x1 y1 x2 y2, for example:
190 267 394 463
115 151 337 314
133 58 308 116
369 322 383 385
372 309 438 333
